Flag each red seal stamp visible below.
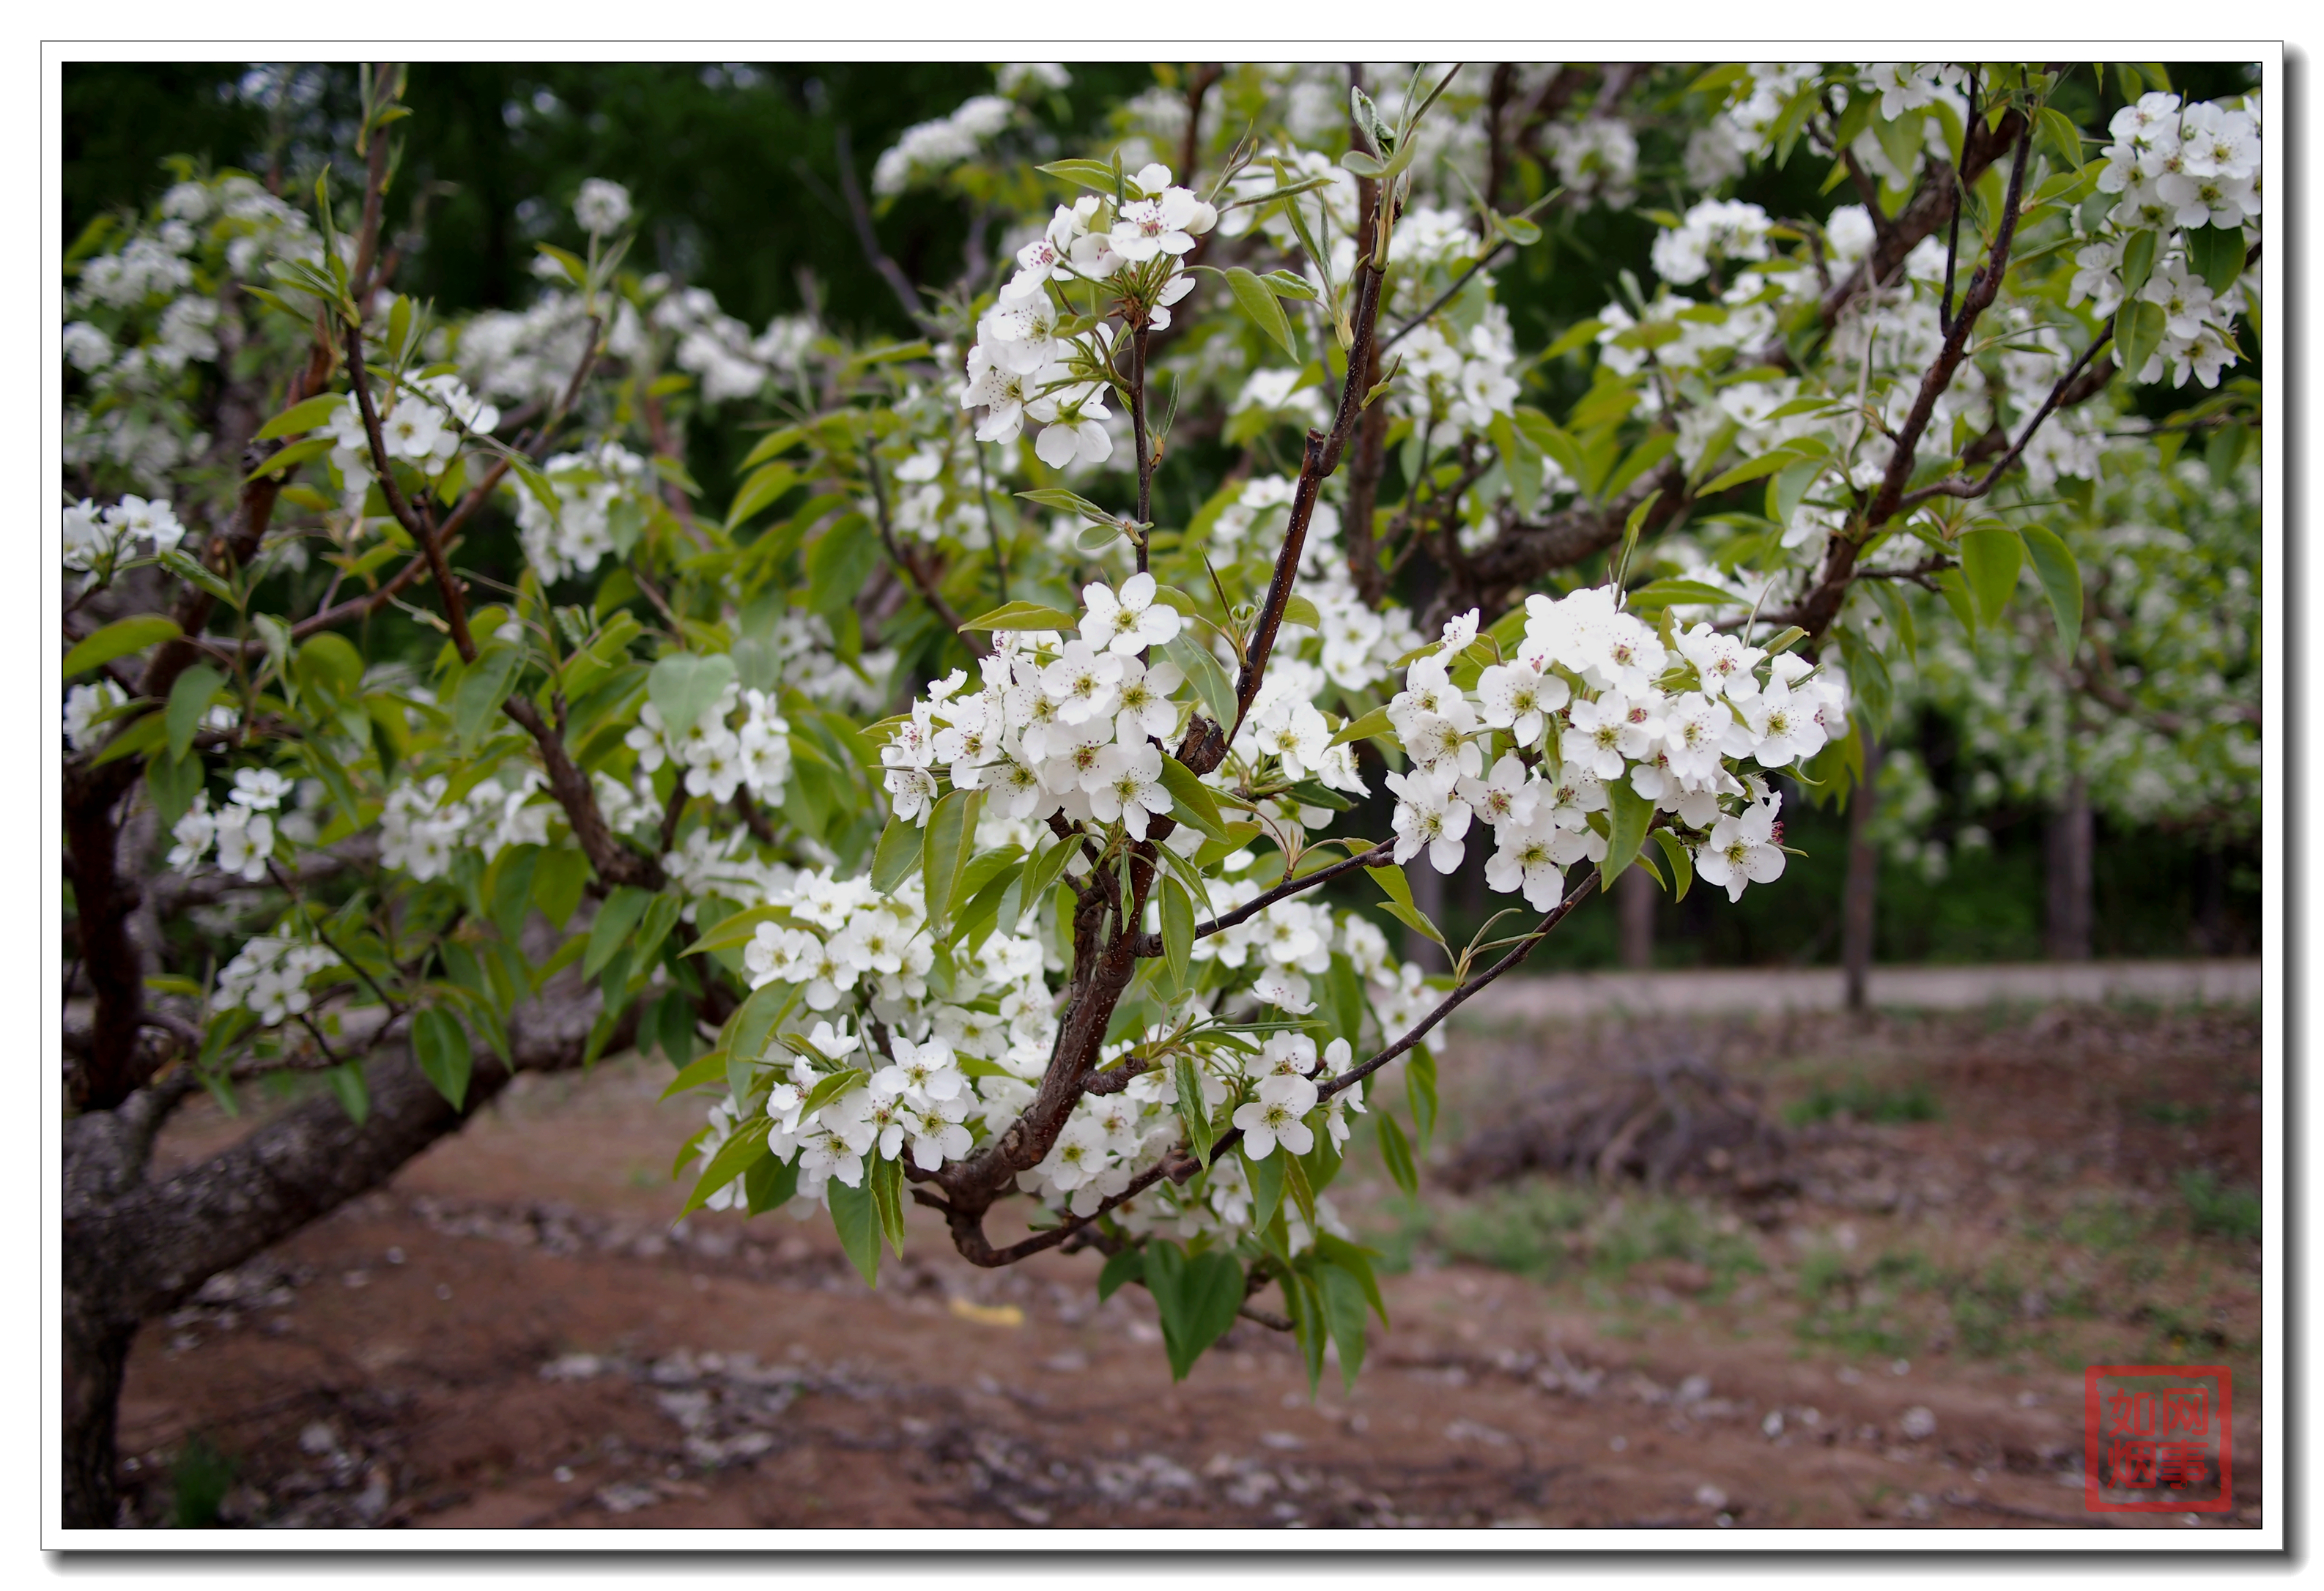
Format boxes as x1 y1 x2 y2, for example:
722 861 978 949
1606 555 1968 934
2084 1365 2232 1513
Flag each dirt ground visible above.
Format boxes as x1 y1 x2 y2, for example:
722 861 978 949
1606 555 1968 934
116 995 2265 1532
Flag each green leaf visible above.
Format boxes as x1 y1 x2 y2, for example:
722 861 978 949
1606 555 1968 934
1243 1141 1287 1231
1014 833 1075 932
1958 526 2024 623
295 632 363 703
411 1006 473 1111
2116 298 2167 382
63 614 180 679
961 600 1080 632
680 1117 773 1218
2117 229 2159 302
1098 1247 1146 1302
165 664 225 764
1933 567 1980 642
723 460 799 532
531 848 590 932
737 423 807 472
245 434 336 483
1766 458 1824 534
88 708 166 766
254 392 345 441
1599 778 1654 886
1626 578 1744 612
645 651 737 739
659 1047 730 1101
684 903 789 958
2185 223 2249 300
808 513 881 620
629 890 684 979
2036 105 2087 170
158 546 242 610
869 1154 908 1257
1282 593 1322 630
1836 628 1895 735
325 1064 369 1126
1226 266 1298 360
584 886 653 979
919 787 981 933
1162 636 1235 732
1013 487 1113 524
870 817 922 894
1328 705 1394 747
1405 1047 1438 1147
145 743 202 833
1698 449 1804 497
1035 157 1122 193
1145 1242 1245 1381
1174 1054 1215 1166
725 980 800 1067
451 646 522 752
1155 755 1226 841
744 1153 799 1214
1651 829 1695 902
1317 1261 1371 1390
827 1175 883 1286
2020 522 2084 661
1161 878 1194 989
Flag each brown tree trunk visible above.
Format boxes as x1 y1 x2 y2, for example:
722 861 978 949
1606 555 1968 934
2046 774 2094 961
1843 737 1884 1011
60 978 627 1528
1618 864 1654 970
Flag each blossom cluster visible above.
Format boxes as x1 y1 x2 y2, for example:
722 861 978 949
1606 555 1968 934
1380 590 1848 906
706 823 1427 1247
214 932 341 1026
872 94 1018 197
380 770 554 881
327 372 501 518
509 440 655 582
62 493 187 573
959 163 1218 469
878 573 1196 834
167 768 299 882
2073 90 2262 389
64 174 329 492
625 682 796 807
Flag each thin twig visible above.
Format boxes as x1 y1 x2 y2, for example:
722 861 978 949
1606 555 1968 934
832 126 937 336
865 448 989 659
266 858 399 1015
1379 239 1511 355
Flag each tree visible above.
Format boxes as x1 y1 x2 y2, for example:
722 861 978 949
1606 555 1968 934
59 59 2262 1527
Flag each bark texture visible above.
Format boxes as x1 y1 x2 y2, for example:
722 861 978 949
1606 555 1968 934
60 974 629 1528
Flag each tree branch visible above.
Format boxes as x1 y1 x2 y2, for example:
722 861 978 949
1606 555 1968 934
865 447 989 659
832 125 937 337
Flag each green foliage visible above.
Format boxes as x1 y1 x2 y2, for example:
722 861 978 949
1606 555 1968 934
169 1435 237 1529
2177 1169 2261 1242
1783 1076 1941 1127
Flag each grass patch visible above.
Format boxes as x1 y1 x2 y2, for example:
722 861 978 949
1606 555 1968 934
1793 1247 1928 1358
1434 1182 1594 1278
2177 1169 2261 1242
2136 1097 2214 1128
169 1435 235 1528
1784 1077 1941 1127
1584 1194 1764 1292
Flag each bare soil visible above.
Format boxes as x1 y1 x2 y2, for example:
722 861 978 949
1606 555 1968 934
117 997 2265 1532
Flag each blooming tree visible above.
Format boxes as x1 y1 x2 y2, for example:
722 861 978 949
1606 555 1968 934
60 60 2262 1527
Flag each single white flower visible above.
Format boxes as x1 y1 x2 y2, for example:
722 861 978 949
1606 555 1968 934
1081 572 1183 656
